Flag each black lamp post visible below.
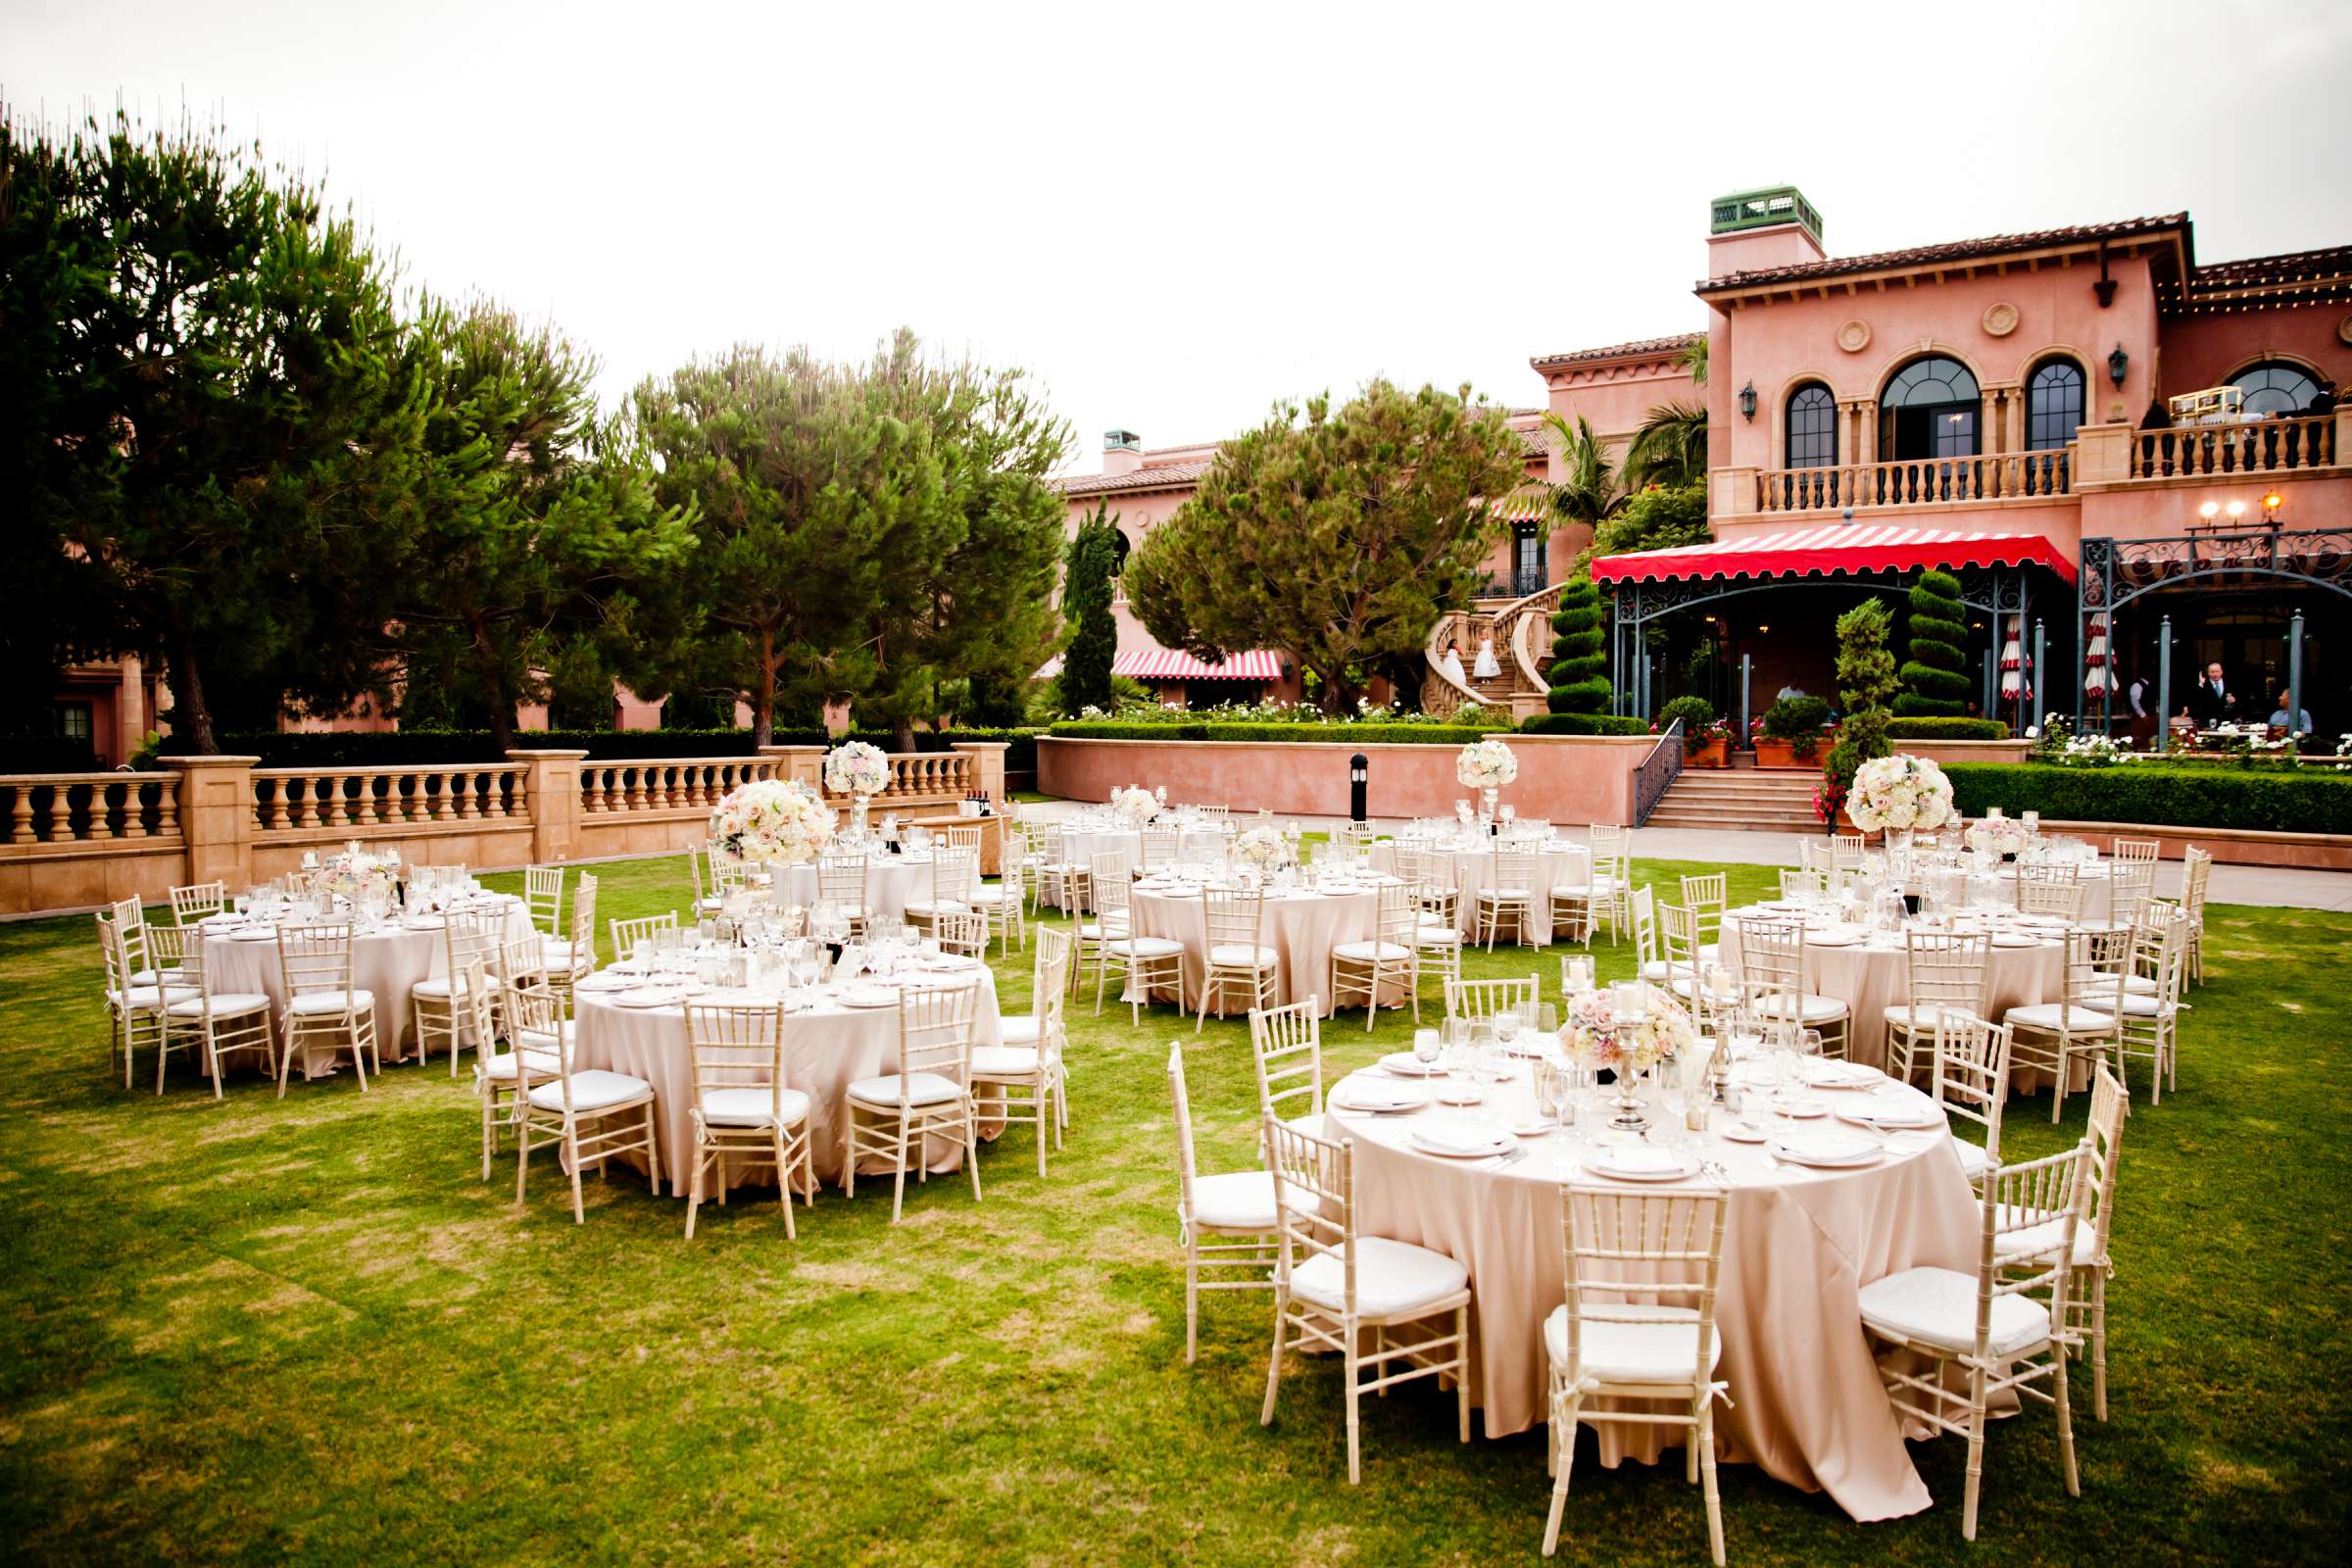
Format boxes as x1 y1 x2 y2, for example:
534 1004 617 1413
1348 754 1368 824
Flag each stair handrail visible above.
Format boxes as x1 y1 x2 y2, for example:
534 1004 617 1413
1631 717 1684 828
1503 578 1568 698
1420 606 1492 713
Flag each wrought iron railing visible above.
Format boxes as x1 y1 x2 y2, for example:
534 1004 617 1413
1632 718 1684 827
1471 567 1551 600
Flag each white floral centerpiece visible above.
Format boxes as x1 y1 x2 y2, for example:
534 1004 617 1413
1110 785 1158 828
710 779 835 866
823 741 891 798
1455 738 1518 792
1233 824 1286 872
1844 754 1954 836
1965 814 2029 858
318 843 399 902
1558 982 1696 1131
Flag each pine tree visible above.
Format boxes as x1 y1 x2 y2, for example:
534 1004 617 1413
1059 505 1119 715
1894 568 1970 717
1545 569 1610 713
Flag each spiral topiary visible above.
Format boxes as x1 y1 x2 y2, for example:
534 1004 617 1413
1894 567 1970 717
1545 569 1611 714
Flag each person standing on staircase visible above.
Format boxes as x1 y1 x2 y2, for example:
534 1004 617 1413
1473 633 1501 681
1439 638 1469 691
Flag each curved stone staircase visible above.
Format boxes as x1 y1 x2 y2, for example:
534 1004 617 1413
1421 580 1565 719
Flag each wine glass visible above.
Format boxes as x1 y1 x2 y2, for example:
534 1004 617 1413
1412 1027 1441 1071
1494 1008 1522 1058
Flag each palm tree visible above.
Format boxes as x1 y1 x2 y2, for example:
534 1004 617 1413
1538 412 1624 532
1625 399 1708 490
1679 335 1708 387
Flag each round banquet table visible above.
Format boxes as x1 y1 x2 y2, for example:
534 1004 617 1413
772 855 929 927
1715 906 2073 1076
1054 822 1227 875
1904 861 2123 922
199 896 535 1073
1376 839 1594 945
569 965 1003 1193
1331 1058 1984 1521
1125 875 1409 1018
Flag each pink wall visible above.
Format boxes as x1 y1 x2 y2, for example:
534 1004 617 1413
1038 735 1650 825
2158 300 2347 395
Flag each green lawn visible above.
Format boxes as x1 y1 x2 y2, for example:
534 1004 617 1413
1 854 2345 1564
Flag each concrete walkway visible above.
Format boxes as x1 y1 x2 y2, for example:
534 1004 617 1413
1012 800 2352 912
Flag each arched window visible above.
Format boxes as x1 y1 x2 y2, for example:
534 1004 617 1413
2027 358 2085 450
2230 360 2323 416
1786 383 1838 468
1880 355 1981 461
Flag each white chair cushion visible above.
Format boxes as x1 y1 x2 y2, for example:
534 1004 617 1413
696 896 723 914
847 1071 966 1107
698 1085 811 1128
1857 1265 2051 1358
1479 887 1533 902
1333 940 1413 962
1415 928 1462 949
1291 1236 1469 1320
525 1068 654 1113
2082 992 2166 1017
1951 1139 1992 1180
2122 974 2159 996
904 900 971 918
997 1013 1043 1045
1114 936 1186 959
1696 942 1720 965
970 1045 1041 1077
410 974 481 1000
1544 1301 1723 1385
110 985 198 1010
126 967 187 988
1882 1002 1981 1031
1550 883 1592 901
287 989 373 1016
2004 1003 2120 1033
1755 992 1848 1024
479 1049 564 1082
165 991 272 1018
1190 1169 1285 1231
1982 1202 2097 1268
1077 921 1130 941
1638 959 1672 983
1207 944 1277 967
966 885 1016 906
517 1022 576 1052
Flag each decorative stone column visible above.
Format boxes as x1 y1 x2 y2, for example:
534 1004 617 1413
2070 423 2132 488
507 750 589 865
1710 466 1757 519
952 741 1010 806
166 755 258 892
759 745 827 791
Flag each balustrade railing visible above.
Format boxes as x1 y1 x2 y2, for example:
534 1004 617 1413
846 751 975 803
1757 450 2072 514
580 759 781 814
2131 413 2336 480
2 773 182 846
1631 719 1684 828
251 765 525 832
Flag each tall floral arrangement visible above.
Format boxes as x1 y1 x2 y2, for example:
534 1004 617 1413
1843 754 1954 834
1109 785 1158 827
823 741 891 797
710 779 835 865
1455 738 1518 791
1233 824 1286 870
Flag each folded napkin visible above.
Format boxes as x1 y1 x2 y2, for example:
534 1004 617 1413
1596 1145 1683 1175
1335 1078 1422 1110
1841 1101 1940 1129
1414 1117 1498 1154
1777 1130 1878 1164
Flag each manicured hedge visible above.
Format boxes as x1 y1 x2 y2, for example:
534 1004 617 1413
1887 717 2012 741
159 726 1041 774
1050 722 1499 747
1944 762 2352 836
1518 713 1652 737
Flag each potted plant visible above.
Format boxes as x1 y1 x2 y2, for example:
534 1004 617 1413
1659 696 1729 768
1755 695 1832 769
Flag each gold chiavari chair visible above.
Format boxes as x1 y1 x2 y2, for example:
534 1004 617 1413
541 871 598 999
2018 863 2086 921
160 929 275 1099
1197 887 1277 1033
2180 846 2212 983
1678 872 1728 964
816 854 872 943
1655 902 1703 1001
1886 930 1991 1086
1092 858 1182 1025
2004 926 2129 1123
2067 1067 2130 1421
275 921 378 1097
1071 850 1135 998
844 979 984 1224
972 927 1073 1176
1778 866 1829 902
1731 914 1851 1058
931 907 989 958
1444 972 1541 1026
610 911 680 965
477 948 568 1180
1474 847 1538 952
1330 882 1417 1030
904 845 977 939
1931 1012 2012 1191
523 863 568 935
1247 997 1324 1142
2086 900 2187 1102
1542 1184 1732 1562
98 901 189 1089
1587 824 1632 944
1166 1044 1279 1365
513 989 660 1224
415 911 499 1076
1259 1115 1472 1485
683 998 814 1240
169 880 230 927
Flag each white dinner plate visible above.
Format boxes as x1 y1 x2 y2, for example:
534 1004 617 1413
1720 1119 1768 1144
1989 932 2042 949
1837 1102 1942 1131
1772 1130 1884 1168
573 974 632 994
1379 1053 1444 1076
1589 1147 1699 1182
1330 1081 1429 1114
1807 928 1864 948
230 927 281 942
841 986 901 1008
1801 1059 1883 1090
614 987 686 1008
1409 1124 1512 1159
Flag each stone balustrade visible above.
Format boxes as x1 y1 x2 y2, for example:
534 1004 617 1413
3 773 182 846
1754 449 2072 514
251 765 526 831
2122 412 2336 480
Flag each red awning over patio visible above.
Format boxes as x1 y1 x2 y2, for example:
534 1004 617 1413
1589 523 2077 586
1110 647 1285 681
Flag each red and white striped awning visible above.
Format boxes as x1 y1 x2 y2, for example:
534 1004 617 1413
1589 523 2077 586
1110 647 1285 681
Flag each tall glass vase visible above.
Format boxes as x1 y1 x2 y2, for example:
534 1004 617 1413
1480 786 1500 835
1607 1058 1651 1133
851 795 871 844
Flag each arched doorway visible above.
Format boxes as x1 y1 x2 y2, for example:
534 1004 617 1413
1880 356 1981 462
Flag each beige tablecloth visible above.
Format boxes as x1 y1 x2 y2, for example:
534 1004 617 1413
1377 841 1594 946
773 857 927 927
1336 1063 1984 1521
1127 881 1406 1018
201 896 534 1070
1717 910 2066 1071
570 967 1003 1192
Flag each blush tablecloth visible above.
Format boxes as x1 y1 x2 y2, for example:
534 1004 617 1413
1376 841 1595 946
773 856 929 928
1334 1063 1984 1521
570 966 1003 1193
1127 881 1409 1019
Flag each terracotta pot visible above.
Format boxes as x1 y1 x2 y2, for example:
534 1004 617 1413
1753 737 1825 770
1684 737 1732 769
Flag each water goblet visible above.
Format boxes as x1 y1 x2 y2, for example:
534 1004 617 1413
1412 1027 1441 1070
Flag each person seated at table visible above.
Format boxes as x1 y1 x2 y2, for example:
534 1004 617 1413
2268 688 2312 734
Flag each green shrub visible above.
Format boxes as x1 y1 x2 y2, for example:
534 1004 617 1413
1658 695 1716 734
1894 567 1970 717
1943 762 2352 835
1517 713 1652 737
161 726 1041 773
1545 571 1609 715
1761 695 1831 740
1886 716 2012 741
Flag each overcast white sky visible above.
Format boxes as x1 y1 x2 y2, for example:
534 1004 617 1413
8 0 2351 471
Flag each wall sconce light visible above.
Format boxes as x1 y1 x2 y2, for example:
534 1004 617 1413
2107 345 2129 387
2226 500 2247 522
1739 381 1757 421
2198 501 2220 521
2263 490 2285 520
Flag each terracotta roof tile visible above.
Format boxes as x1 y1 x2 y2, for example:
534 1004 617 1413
1531 332 1703 369
1050 459 1216 497
2180 244 2352 295
1694 214 2187 295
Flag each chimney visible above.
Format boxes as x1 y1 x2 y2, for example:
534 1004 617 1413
1102 427 1144 477
1706 184 1827 278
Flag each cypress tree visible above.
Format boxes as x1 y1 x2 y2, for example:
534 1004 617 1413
1894 568 1970 716
1545 569 1610 713
1059 503 1119 715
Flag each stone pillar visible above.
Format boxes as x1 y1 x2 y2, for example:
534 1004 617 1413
167 756 258 892
1710 466 1757 519
507 749 589 865
117 657 146 768
2071 423 2132 488
759 745 827 791
952 741 1010 806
